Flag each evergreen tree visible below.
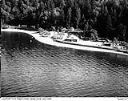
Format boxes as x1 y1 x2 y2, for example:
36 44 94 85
1 0 128 42
76 7 81 28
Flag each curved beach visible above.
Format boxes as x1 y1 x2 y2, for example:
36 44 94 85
1 28 128 56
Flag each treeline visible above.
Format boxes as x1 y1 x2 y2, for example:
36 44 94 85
1 0 128 42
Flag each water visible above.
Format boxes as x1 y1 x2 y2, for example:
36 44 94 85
1 31 128 97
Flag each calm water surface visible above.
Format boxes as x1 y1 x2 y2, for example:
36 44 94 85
1 32 128 97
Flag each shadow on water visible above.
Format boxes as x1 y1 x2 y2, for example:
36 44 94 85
1 31 128 97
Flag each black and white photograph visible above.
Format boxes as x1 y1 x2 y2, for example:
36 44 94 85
1 0 128 99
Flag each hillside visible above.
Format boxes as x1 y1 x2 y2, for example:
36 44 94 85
1 0 128 42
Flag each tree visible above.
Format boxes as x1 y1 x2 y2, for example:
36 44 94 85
76 7 81 28
67 7 72 28
1 0 128 43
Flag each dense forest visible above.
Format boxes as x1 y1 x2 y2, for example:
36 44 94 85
1 0 128 42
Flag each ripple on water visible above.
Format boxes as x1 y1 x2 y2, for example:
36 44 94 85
1 32 128 97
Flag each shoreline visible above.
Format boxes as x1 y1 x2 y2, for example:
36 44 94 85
1 28 128 56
